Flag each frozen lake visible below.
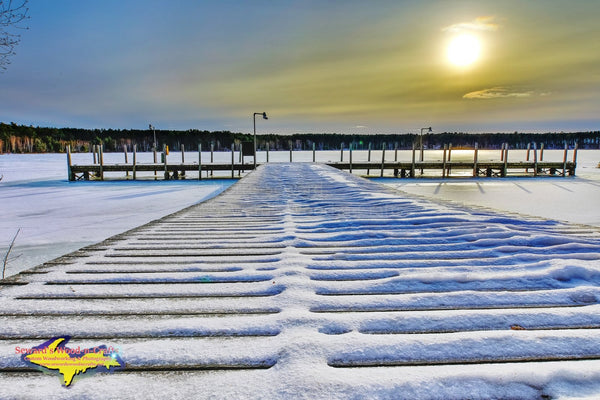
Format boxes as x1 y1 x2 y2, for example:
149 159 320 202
1 150 599 278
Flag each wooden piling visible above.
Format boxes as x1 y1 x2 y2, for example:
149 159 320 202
67 145 73 181
231 143 235 178
500 143 505 161
210 142 214 176
289 141 293 162
266 142 270 163
533 142 538 177
198 144 202 180
133 145 137 180
349 143 353 174
447 143 452 175
503 143 508 177
411 142 416 178
442 144 447 178
312 142 316 163
394 142 398 162
563 142 568 177
124 145 129 177
367 142 372 175
540 143 544 161
93 145 97 164
99 145 104 181
163 145 168 180
340 143 344 162
473 143 478 177
526 143 531 173
153 147 157 180
572 142 578 176
380 142 386 177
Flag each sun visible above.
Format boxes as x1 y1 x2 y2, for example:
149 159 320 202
447 34 481 67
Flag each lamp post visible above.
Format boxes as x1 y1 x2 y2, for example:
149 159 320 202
149 124 157 151
253 112 268 169
420 127 432 162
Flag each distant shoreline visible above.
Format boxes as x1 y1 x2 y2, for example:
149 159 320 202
1 122 598 154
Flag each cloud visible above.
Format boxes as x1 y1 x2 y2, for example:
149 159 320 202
463 87 535 99
354 125 367 129
443 16 500 33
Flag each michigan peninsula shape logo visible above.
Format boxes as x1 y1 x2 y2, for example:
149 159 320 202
20 336 124 387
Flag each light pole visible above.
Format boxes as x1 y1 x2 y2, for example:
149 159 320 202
149 124 157 151
253 112 268 169
420 127 432 162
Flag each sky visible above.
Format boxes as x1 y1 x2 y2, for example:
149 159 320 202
1 0 599 134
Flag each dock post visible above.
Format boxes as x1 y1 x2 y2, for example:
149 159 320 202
312 142 316 162
572 142 578 176
238 143 242 177
93 145 97 164
124 145 129 178
447 143 452 175
67 145 74 181
500 143 505 161
198 144 202 180
473 142 478 177
380 142 386 177
340 143 344 162
163 144 169 180
442 144 447 178
526 143 531 172
503 144 508 177
563 142 568 176
289 140 293 162
133 145 137 180
349 143 353 174
153 147 157 180
99 145 104 181
180 144 186 179
410 142 416 178
367 142 372 175
231 143 235 178
266 142 269 163
210 142 214 177
540 143 544 161
394 142 398 162
533 142 538 176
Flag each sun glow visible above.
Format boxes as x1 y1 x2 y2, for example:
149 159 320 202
447 34 481 67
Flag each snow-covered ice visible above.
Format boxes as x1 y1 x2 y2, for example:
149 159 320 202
1 153 233 277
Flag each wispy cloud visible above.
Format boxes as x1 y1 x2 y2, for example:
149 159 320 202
463 87 535 99
443 16 500 34
354 125 367 129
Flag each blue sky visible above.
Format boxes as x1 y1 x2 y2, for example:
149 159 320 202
1 0 599 134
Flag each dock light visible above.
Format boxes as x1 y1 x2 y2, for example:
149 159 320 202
253 112 269 169
149 124 157 151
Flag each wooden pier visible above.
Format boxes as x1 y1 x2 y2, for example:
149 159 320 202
2 163 599 398
66 142 578 181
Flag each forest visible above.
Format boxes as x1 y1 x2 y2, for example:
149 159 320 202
0 122 598 154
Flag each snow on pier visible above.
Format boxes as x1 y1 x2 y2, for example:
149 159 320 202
2 163 600 398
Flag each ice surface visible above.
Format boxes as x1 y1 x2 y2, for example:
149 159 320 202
1 153 233 277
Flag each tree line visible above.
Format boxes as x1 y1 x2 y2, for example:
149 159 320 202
0 122 598 154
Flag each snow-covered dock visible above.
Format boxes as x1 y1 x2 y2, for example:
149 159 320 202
2 163 600 398
66 143 579 180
